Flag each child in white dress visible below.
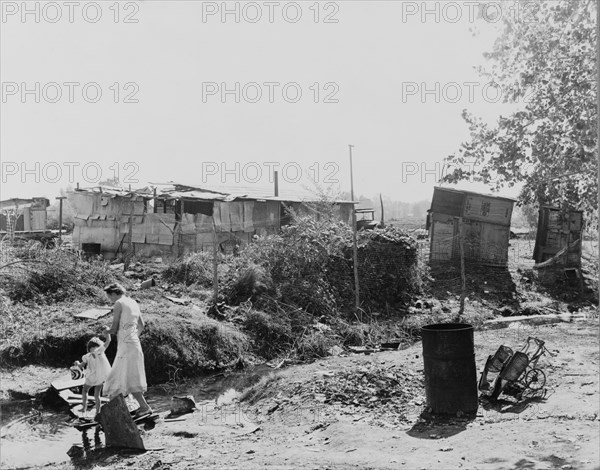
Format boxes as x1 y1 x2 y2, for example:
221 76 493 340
73 329 112 418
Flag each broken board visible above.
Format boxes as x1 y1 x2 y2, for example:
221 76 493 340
51 374 85 392
72 411 160 431
163 295 189 305
58 389 109 406
74 306 112 320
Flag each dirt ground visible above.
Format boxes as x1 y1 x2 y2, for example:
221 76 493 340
30 317 598 470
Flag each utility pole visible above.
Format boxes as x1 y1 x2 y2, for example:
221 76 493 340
349 144 360 315
55 196 66 244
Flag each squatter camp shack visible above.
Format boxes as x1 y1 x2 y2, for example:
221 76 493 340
427 187 515 266
533 206 583 268
68 184 355 259
0 197 50 234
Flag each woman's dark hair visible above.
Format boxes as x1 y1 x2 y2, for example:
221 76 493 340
87 337 103 351
103 282 126 295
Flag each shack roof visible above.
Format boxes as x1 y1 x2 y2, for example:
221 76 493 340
73 184 356 204
432 186 517 203
0 197 50 211
430 186 516 224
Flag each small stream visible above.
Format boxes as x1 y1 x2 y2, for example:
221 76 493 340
0 366 272 469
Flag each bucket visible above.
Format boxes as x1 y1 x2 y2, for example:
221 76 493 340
421 323 478 414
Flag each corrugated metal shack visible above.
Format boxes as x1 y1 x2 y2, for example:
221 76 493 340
0 197 50 232
68 184 354 260
533 207 583 267
427 187 515 266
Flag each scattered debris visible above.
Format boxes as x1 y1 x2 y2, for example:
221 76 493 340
66 445 84 458
163 295 190 305
347 346 377 354
73 307 112 320
141 278 156 289
170 395 197 415
51 373 85 392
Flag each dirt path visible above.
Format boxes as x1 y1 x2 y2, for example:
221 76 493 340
35 318 597 470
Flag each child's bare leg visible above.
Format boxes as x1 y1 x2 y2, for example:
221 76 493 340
94 385 102 415
132 392 151 413
82 385 90 416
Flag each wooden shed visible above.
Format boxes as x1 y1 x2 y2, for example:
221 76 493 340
0 197 50 232
427 187 515 266
533 207 583 267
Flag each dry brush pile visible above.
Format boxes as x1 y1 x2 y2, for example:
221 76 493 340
242 361 425 427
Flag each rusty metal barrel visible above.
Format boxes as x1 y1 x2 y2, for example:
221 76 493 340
421 323 478 414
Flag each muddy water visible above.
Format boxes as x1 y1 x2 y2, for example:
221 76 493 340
0 366 271 469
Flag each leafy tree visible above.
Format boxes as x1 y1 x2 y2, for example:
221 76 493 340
443 0 597 222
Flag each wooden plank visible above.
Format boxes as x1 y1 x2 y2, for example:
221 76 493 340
71 408 159 432
51 374 85 392
430 218 455 263
485 312 584 324
58 389 109 405
73 307 112 320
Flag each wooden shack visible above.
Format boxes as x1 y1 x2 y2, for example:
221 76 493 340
427 187 515 266
533 207 583 267
0 197 50 232
68 184 354 260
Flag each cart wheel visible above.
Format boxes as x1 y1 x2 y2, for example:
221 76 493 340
523 368 546 391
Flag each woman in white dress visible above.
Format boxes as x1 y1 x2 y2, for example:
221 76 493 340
102 283 152 416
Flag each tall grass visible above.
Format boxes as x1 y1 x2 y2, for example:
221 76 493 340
2 244 117 304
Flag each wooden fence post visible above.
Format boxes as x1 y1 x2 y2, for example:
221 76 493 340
212 220 218 304
457 217 466 319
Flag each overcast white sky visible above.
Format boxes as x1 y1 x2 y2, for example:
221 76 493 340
1 1 522 203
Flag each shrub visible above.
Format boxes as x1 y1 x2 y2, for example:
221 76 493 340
296 331 335 360
220 262 273 306
3 246 116 304
237 204 352 317
233 209 422 317
163 251 214 287
243 309 293 359
141 313 249 383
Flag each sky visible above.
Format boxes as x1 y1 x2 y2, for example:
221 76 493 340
1 0 523 203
